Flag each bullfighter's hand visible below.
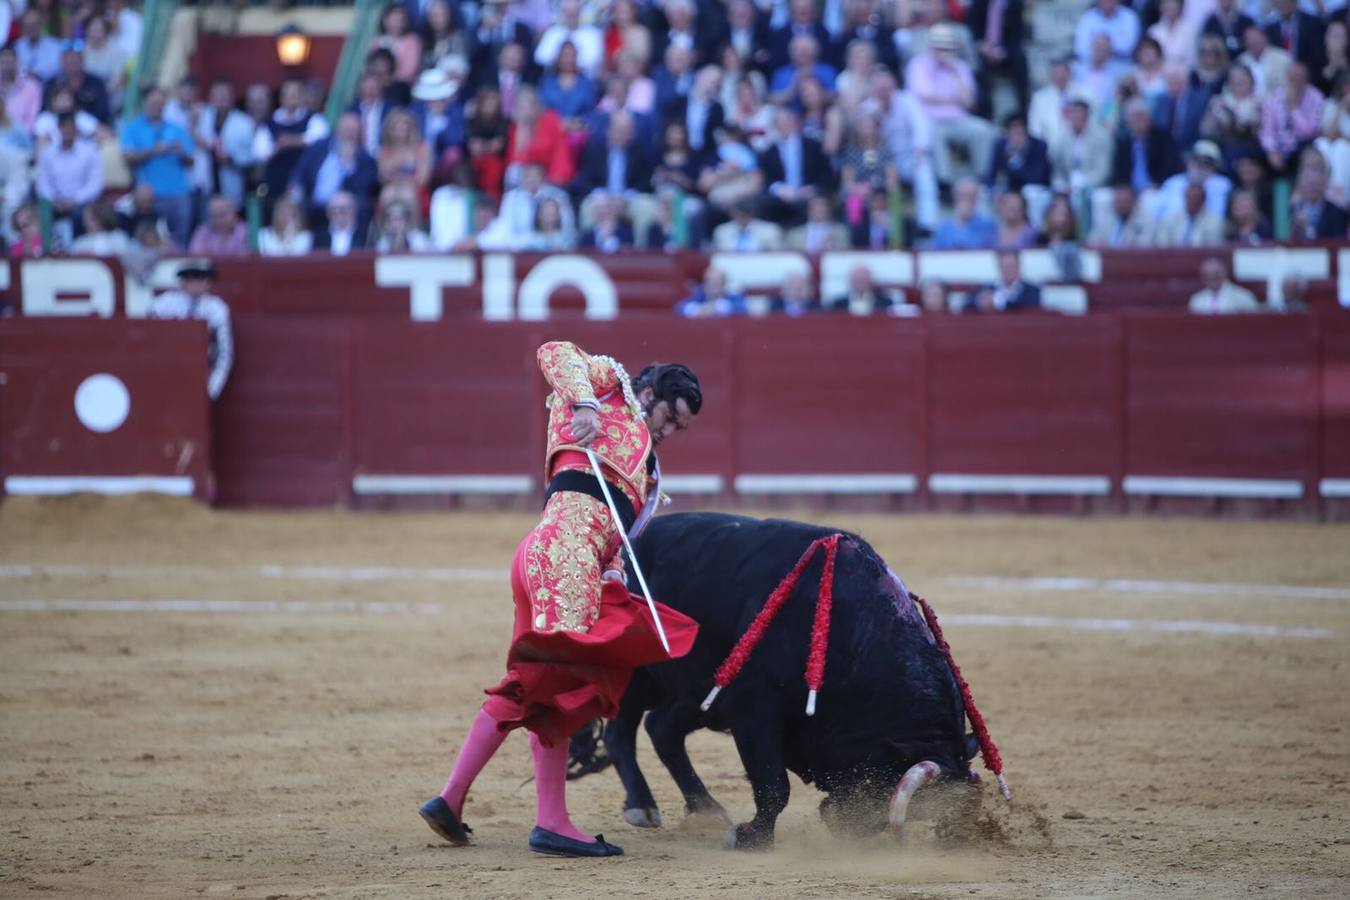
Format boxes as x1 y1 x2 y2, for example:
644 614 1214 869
570 405 601 446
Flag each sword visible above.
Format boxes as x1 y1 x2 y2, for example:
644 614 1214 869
586 447 672 655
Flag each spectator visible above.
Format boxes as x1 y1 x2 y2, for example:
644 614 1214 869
759 105 832 225
895 0 976 67
697 124 760 215
675 265 747 317
314 190 365 255
652 43 695 119
480 161 575 249
163 76 201 131
198 80 253 206
34 85 100 149
1028 56 1074 148
121 86 194 245
1088 183 1153 246
1203 0 1255 60
852 187 904 248
505 85 575 188
49 43 110 124
872 69 940 232
412 63 467 174
188 195 248 256
255 77 330 200
968 249 1041 312
375 3 422 85
107 0 144 63
1111 99 1179 200
906 23 994 185
787 194 851 253
419 0 466 71
1161 35 1232 153
115 183 164 240
77 16 121 105
1051 98 1113 202
1130 36 1170 103
994 190 1038 248
1040 193 1083 280
605 0 652 69
377 108 431 211
1188 255 1259 313
534 0 603 78
1079 33 1130 116
1264 0 1325 73
918 278 950 313
68 201 131 255
834 40 881 121
1318 78 1350 205
9 204 44 259
1201 63 1264 163
770 34 838 103
986 112 1051 202
350 73 392 159
654 0 713 67
1074 0 1141 66
426 160 477 251
522 195 576 250
1239 25 1292 96
1148 0 1199 72
614 51 659 118
929 176 997 249
373 198 433 252
1289 147 1350 238
826 264 896 315
149 262 234 400
1314 21 1349 97
469 8 533 87
1154 140 1233 227
674 64 725 165
573 107 652 200
15 9 62 83
466 86 508 200
291 111 379 231
578 191 635 252
0 47 42 134
723 0 769 77
1271 273 1308 312
835 0 900 75
652 120 699 195
257 195 314 256
969 0 1029 119
1155 182 1225 246
0 141 31 220
1261 62 1324 175
1226 187 1272 244
769 0 832 72
37 111 103 244
366 47 411 108
539 40 596 143
711 196 783 251
840 109 896 226
767 270 818 316
724 75 774 153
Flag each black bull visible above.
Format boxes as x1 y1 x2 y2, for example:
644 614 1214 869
586 512 980 849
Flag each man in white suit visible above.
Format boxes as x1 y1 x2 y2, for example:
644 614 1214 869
711 197 784 251
1188 256 1260 314
1155 182 1225 247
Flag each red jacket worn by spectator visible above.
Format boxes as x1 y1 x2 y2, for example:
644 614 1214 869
507 109 576 186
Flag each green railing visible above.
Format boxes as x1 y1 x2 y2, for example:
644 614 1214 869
123 0 182 120
323 0 384 125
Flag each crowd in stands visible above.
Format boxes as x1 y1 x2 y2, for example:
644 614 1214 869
0 0 1347 316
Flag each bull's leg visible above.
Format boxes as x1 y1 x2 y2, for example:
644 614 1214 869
644 702 729 823
726 710 789 851
603 682 663 828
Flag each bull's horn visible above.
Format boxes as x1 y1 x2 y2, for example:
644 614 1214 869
887 760 942 834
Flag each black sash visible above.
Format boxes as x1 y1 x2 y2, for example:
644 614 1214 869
544 470 636 533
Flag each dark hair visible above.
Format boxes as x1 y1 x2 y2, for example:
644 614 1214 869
633 363 703 416
57 111 76 127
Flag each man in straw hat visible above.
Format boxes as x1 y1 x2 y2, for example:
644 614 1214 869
904 22 995 184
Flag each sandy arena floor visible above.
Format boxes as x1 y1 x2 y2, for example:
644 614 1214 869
1 497 1349 899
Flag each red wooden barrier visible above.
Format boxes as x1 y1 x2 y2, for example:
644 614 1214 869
0 319 210 497
1320 315 1350 506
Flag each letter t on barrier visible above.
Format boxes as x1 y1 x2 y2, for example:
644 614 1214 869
374 256 476 321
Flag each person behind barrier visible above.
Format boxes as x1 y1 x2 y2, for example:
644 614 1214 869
149 262 234 400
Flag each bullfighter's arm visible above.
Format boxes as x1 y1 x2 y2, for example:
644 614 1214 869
536 341 621 410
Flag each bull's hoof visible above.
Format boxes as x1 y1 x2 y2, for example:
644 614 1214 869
623 806 663 828
723 823 773 851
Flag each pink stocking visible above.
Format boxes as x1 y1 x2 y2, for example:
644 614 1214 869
530 732 594 843
440 706 509 818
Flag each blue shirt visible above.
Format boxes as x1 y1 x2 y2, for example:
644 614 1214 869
928 214 998 250
121 116 194 198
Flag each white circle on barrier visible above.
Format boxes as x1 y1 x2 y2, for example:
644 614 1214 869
74 373 131 433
